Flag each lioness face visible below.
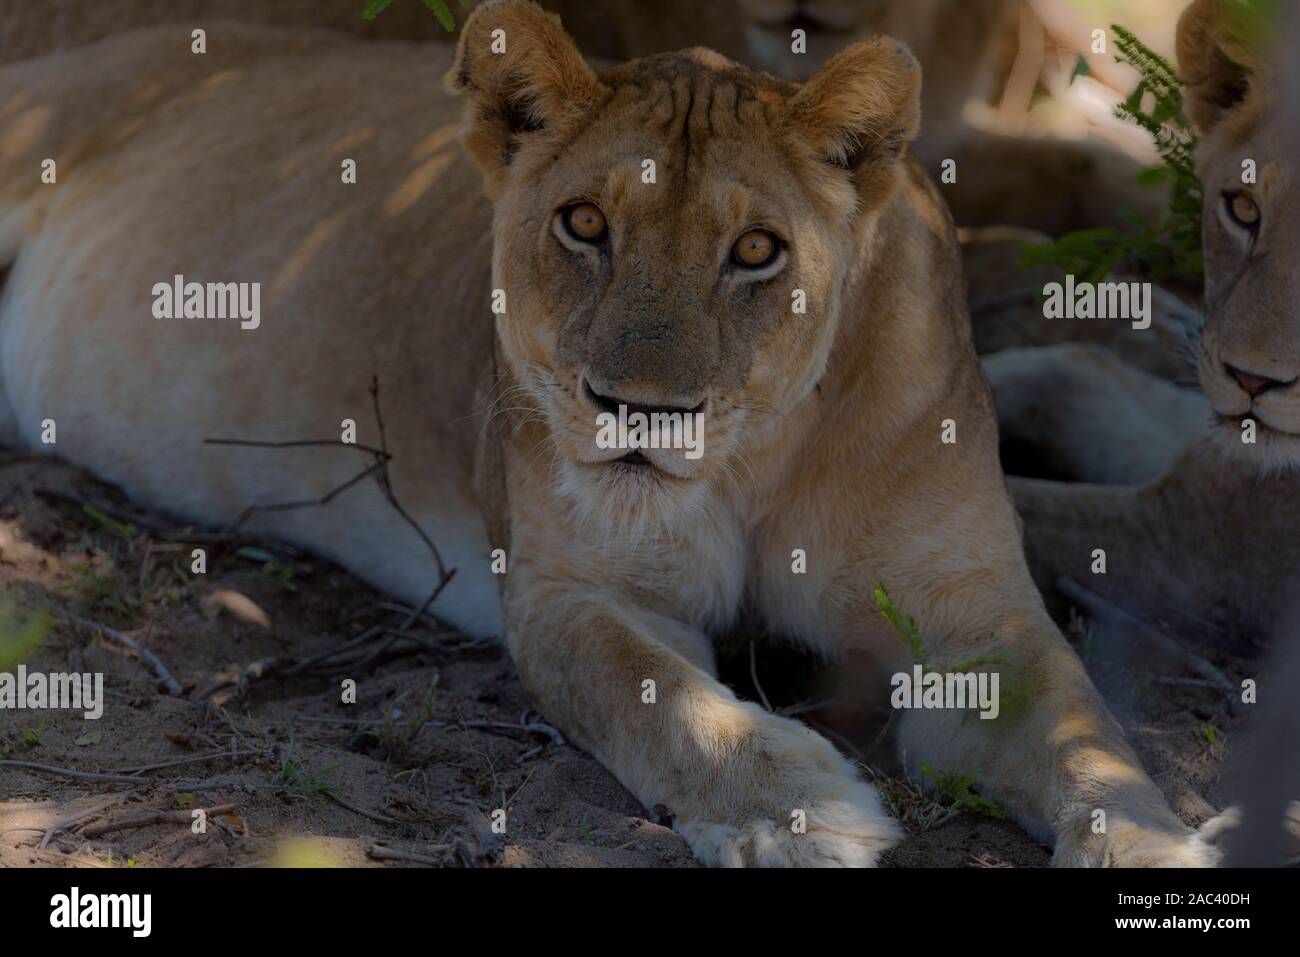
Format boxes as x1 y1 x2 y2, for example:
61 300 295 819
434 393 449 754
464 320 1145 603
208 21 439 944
1179 2 1300 470
451 4 919 526
1197 103 1300 468
493 64 851 520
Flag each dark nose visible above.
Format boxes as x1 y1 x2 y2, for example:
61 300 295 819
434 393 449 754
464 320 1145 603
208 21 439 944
584 379 705 418
1225 364 1295 398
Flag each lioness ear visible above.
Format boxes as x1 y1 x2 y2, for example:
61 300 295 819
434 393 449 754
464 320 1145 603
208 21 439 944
1176 0 1263 133
786 36 921 175
446 0 605 190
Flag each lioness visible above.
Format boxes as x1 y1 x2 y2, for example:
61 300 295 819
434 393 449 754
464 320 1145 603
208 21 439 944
983 0 1300 642
0 0 1219 865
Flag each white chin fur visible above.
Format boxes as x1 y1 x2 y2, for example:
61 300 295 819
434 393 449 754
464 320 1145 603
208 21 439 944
1206 419 1300 476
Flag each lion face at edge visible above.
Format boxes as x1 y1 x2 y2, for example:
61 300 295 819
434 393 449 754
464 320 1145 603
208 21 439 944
1181 0 1300 472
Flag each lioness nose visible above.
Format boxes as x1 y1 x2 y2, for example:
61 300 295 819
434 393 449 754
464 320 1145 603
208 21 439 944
584 379 706 418
1225 363 1295 397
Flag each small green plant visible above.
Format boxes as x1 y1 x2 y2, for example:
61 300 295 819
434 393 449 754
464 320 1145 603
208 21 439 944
0 601 48 672
363 0 468 31
59 551 143 626
82 504 136 544
873 580 1023 725
1024 2 1276 285
235 546 298 592
376 673 441 757
412 673 439 737
268 741 343 799
1021 24 1202 285
918 760 1008 820
1202 720 1217 747
873 582 929 669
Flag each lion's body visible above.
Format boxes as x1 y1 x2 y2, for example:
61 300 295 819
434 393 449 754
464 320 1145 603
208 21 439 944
0 26 504 635
0 6 1219 866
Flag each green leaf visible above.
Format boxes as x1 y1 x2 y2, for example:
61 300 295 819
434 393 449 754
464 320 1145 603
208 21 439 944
1123 80 1146 114
362 0 398 21
82 504 135 542
872 581 928 668
234 546 278 563
1136 165 1169 188
420 0 457 31
918 760 1008 819
75 730 103 747
0 604 48 673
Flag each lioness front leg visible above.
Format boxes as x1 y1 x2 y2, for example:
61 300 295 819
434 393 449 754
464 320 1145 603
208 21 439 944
502 587 900 867
883 600 1219 866
793 481 1219 865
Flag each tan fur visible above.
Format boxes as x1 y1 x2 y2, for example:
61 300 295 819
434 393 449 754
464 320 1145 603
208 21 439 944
0 1 1219 866
0 0 1155 235
0 0 460 59
988 0 1300 642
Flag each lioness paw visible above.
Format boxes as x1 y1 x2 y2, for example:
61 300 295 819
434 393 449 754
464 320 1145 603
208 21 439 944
670 717 901 867
1052 815 1221 868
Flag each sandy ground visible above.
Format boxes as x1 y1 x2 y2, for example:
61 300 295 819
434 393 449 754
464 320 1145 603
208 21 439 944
0 443 1261 869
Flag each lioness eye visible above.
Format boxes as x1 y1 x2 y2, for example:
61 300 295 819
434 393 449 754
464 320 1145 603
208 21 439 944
1226 191 1261 230
732 229 779 268
564 203 608 243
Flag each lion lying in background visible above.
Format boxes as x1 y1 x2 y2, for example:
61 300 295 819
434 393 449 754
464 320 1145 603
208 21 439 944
0 0 1226 865
0 0 1156 236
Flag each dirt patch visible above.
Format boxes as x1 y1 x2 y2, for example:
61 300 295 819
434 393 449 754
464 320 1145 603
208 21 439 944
0 452 1251 867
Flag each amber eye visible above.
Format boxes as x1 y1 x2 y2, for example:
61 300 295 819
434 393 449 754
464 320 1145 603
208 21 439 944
732 229 779 269
1226 191 1261 230
563 203 608 243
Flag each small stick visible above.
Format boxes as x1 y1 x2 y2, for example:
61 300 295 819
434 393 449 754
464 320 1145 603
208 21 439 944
325 791 404 825
520 710 565 747
81 803 237 838
0 760 144 785
749 641 773 712
808 720 866 763
204 437 391 458
367 844 452 866
45 602 184 696
41 796 131 849
114 748 274 775
777 698 836 718
169 779 246 793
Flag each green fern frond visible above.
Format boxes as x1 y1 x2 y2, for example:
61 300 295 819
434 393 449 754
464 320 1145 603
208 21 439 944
1020 23 1207 285
363 0 469 31
873 581 929 669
